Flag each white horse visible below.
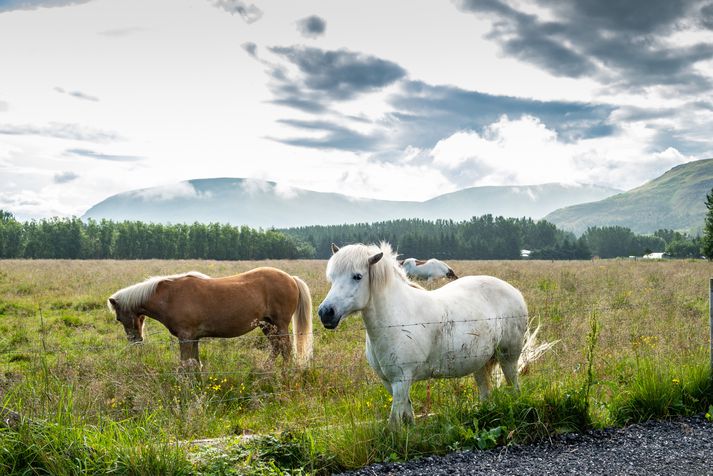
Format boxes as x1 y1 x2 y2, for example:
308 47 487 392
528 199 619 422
318 242 530 426
401 257 458 281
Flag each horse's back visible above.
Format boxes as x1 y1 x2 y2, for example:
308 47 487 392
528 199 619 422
428 259 451 276
405 258 446 279
157 267 300 337
190 267 294 293
199 267 299 309
433 275 527 321
213 266 293 284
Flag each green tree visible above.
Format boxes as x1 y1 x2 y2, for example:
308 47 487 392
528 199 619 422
666 238 701 258
701 188 713 259
0 210 23 258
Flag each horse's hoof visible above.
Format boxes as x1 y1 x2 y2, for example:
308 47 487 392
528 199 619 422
179 359 203 372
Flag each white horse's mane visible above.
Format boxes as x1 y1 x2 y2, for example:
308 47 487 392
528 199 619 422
107 271 210 312
328 242 412 289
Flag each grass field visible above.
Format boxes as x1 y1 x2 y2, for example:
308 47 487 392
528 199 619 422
0 258 711 474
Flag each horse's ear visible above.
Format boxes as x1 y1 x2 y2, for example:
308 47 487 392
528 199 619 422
108 298 118 310
397 259 404 265
368 252 383 266
331 243 340 254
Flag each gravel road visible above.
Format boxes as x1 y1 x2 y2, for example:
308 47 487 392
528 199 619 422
339 414 713 476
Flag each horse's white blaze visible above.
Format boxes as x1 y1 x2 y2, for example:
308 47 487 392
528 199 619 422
321 242 528 425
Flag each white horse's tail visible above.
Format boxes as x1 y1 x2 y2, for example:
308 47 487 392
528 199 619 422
518 324 558 375
494 322 558 385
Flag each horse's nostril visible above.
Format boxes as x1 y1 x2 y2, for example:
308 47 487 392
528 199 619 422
318 305 334 320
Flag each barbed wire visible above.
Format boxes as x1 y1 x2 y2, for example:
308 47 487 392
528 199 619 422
0 328 701 381
0 299 696 359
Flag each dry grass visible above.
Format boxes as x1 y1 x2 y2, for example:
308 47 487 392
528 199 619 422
0 258 711 441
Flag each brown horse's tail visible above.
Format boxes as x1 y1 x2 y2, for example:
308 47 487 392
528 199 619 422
291 275 313 367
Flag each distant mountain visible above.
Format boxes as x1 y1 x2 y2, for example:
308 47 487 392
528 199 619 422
82 178 619 228
545 158 713 235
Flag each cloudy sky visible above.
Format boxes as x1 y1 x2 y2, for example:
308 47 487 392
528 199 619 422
2 0 713 219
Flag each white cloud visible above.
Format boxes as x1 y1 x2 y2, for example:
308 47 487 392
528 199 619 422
0 188 81 219
274 182 301 199
53 171 79 183
210 0 262 23
242 178 273 196
0 122 120 142
398 145 424 164
336 161 455 201
511 186 538 201
431 115 577 185
430 115 695 190
133 182 211 201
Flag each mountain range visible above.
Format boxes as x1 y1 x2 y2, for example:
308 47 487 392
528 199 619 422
82 180 618 229
82 159 713 233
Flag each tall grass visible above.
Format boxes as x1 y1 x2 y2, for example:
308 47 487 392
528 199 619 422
609 360 712 425
0 258 711 474
0 387 192 475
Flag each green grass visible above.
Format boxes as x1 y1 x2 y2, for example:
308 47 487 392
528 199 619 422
609 360 712 425
0 258 712 474
0 387 192 475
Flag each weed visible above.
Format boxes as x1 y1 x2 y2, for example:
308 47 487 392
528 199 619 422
8 354 31 363
60 314 83 328
609 361 711 424
582 310 600 410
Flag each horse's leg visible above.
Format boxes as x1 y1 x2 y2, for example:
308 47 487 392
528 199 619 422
474 357 496 401
366 339 391 396
389 380 414 427
259 319 291 363
179 339 201 370
499 354 520 392
275 324 292 363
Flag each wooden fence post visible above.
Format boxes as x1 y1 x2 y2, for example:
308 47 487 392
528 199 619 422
709 278 713 382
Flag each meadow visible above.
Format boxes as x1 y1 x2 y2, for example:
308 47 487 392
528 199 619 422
0 258 711 474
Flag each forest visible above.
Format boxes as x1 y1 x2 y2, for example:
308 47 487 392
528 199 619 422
0 211 310 260
283 216 584 259
0 209 702 260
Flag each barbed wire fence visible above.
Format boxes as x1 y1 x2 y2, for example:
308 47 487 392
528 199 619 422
0 296 710 432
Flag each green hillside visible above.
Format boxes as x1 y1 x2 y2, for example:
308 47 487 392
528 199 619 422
545 158 713 234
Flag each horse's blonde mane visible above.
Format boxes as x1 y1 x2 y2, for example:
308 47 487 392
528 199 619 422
328 242 413 289
107 271 210 312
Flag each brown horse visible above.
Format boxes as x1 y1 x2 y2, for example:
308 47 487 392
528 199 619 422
107 268 313 367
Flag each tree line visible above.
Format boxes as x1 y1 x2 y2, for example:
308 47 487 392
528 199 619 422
282 216 589 259
0 211 312 260
0 209 703 260
282 216 700 260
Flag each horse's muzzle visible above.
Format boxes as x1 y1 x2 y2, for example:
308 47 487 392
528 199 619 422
318 305 340 329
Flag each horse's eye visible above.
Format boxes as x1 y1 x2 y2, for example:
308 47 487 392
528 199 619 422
353 273 363 281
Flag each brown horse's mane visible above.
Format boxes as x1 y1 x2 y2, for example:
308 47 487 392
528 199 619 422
107 271 210 312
